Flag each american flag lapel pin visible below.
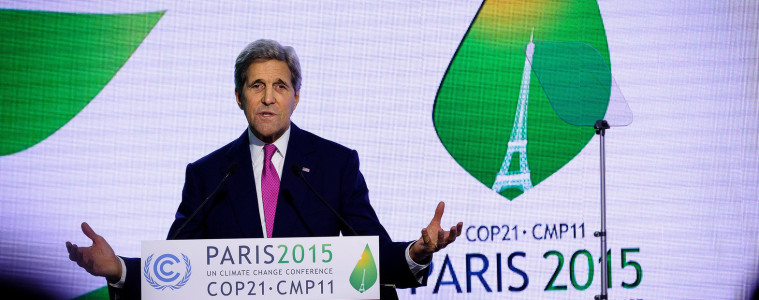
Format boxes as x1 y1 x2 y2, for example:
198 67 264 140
301 167 310 173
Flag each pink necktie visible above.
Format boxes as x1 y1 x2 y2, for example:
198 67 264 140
262 144 280 238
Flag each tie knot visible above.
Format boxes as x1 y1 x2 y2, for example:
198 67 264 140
264 144 277 161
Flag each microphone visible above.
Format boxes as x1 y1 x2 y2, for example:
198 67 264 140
170 163 239 240
291 164 358 236
293 165 399 300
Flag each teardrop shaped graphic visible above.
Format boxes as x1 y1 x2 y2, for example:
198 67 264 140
432 1 611 200
0 9 164 156
349 244 378 293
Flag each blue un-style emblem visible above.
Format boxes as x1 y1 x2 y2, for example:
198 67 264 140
143 253 192 290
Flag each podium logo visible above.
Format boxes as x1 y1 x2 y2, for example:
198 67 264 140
349 244 378 293
432 1 610 200
143 253 192 291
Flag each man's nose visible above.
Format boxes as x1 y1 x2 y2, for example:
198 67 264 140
262 87 276 105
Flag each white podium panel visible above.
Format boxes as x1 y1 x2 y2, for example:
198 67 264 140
141 236 380 300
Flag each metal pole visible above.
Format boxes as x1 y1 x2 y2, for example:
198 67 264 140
594 120 609 300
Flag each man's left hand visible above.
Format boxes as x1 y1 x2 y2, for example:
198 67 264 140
409 201 463 263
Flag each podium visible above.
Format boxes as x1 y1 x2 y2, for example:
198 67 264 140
141 236 381 299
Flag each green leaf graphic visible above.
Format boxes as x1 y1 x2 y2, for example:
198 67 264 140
71 286 108 300
0 9 164 156
432 1 610 200
349 244 378 293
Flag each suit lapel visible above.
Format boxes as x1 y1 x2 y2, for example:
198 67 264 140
224 131 265 238
274 123 316 237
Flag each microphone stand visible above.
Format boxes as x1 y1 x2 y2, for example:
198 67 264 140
292 165 398 300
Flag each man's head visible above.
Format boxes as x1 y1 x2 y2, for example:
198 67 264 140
234 39 301 143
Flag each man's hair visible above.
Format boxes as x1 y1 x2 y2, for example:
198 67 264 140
234 39 301 94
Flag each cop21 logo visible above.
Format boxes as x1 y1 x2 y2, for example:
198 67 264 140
143 253 192 291
349 245 378 293
433 1 610 200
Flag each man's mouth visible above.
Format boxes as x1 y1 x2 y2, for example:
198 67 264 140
259 111 276 117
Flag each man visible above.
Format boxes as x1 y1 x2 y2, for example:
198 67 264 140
66 39 463 298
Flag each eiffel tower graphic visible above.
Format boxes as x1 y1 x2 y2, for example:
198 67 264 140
492 30 535 195
358 269 366 293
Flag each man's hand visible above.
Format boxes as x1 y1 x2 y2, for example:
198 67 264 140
65 222 122 283
409 201 463 263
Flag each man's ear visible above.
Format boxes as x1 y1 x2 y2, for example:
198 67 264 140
290 91 299 114
235 89 244 110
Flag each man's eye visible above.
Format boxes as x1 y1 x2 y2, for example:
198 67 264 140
276 84 288 90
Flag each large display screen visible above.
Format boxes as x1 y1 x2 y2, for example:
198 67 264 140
1 1 757 299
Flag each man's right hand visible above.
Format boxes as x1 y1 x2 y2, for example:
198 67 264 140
65 222 122 283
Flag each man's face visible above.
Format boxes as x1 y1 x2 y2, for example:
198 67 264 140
235 59 299 143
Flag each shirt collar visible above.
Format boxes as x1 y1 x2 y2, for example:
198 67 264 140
247 126 290 160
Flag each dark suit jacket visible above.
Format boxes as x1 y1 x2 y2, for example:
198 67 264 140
113 123 426 299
